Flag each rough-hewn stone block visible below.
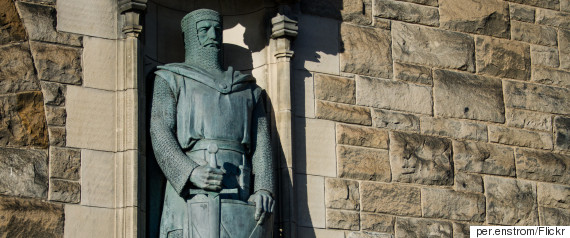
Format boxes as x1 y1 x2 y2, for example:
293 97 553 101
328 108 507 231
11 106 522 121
453 141 515 176
511 21 558 46
0 196 64 237
539 207 570 226
506 0 560 10
563 0 570 12
509 3 535 22
392 22 475 72
393 62 432 86
422 188 485 222
40 81 66 106
49 179 80 203
504 80 570 114
326 209 360 230
361 182 421 216
45 105 66 126
316 100 372 125
30 42 82 85
49 147 80 180
538 183 570 209
536 8 570 29
0 43 39 94
338 145 390 182
0 148 47 198
340 24 392 79
342 0 373 25
315 74 355 104
420 117 488 141
555 116 570 150
300 0 373 25
505 109 552 131
434 69 505 122
16 2 81 46
561 30 570 70
531 46 560 68
532 67 570 88
395 217 452 238
337 124 389 149
476 37 531 81
440 0 509 38
0 0 27 44
455 173 483 193
347 231 393 238
48 126 66 147
19 0 56 5
372 109 419 132
373 18 391 29
0 92 48 147
489 125 553 150
361 213 394 233
389 131 453 185
453 223 471 238
325 178 360 210
398 0 438 6
515 149 570 184
373 0 439 26
356 76 432 115
485 176 538 225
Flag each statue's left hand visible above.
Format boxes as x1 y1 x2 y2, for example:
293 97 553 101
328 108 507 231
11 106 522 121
248 190 274 225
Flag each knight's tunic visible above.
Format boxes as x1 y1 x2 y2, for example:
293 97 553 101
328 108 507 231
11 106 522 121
150 63 274 238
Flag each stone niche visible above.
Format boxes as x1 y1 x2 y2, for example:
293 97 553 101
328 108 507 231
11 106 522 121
143 0 282 236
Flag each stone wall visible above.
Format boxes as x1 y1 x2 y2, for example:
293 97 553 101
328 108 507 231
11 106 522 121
0 0 82 236
293 0 570 237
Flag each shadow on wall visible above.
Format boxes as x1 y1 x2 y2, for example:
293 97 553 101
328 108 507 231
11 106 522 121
290 1 350 237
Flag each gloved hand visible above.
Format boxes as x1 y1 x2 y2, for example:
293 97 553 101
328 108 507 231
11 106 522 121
248 190 274 225
189 165 224 191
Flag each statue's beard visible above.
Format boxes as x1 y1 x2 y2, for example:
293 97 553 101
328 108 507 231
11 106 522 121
187 44 223 72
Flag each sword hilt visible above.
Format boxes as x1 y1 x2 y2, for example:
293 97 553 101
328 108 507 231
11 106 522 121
207 144 219 169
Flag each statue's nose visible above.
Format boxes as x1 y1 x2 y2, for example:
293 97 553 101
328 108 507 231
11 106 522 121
207 27 217 39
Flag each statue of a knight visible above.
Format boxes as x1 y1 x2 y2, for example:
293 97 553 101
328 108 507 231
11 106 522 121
150 9 276 238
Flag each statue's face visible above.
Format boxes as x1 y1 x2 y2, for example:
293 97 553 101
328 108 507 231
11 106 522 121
196 20 222 49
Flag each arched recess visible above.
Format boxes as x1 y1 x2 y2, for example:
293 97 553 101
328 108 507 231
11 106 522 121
138 0 298 237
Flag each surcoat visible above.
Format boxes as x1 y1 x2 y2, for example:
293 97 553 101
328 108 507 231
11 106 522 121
150 63 275 238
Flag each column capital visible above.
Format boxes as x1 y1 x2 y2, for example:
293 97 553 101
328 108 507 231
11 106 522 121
118 0 147 37
271 13 298 39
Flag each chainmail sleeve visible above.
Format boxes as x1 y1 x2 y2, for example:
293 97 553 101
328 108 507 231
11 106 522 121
150 74 199 196
250 90 276 197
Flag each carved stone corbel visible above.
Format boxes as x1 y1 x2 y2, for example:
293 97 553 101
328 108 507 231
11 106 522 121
119 0 147 37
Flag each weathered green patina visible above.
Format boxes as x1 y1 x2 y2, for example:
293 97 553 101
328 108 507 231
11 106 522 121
150 9 275 238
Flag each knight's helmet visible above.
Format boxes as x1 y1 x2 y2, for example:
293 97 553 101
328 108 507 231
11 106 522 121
181 9 223 69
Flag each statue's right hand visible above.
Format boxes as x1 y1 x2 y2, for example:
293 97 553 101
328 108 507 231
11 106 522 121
189 165 224 191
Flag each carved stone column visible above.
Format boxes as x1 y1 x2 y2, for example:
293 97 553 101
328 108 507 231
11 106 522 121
268 6 298 238
117 1 146 237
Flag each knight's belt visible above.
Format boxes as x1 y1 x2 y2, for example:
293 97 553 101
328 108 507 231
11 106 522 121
189 139 246 154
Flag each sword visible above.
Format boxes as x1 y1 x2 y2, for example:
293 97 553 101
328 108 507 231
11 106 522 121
188 144 238 238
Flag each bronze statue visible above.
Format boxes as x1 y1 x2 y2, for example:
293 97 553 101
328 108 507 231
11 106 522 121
150 9 275 238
